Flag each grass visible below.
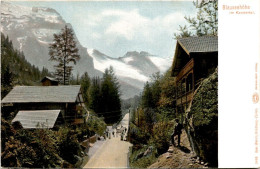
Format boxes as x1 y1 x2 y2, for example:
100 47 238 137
129 145 157 168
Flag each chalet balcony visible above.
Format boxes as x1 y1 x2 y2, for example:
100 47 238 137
176 58 194 83
64 111 85 124
176 90 194 106
73 118 85 124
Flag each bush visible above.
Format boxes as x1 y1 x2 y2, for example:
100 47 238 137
1 136 36 167
21 128 62 167
1 119 90 168
57 128 82 165
150 119 174 154
1 120 62 168
187 67 218 166
129 145 157 168
129 122 150 146
85 114 107 136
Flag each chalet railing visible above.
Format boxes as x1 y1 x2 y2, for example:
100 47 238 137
76 105 83 111
64 112 85 124
176 90 194 106
176 58 194 82
74 118 84 124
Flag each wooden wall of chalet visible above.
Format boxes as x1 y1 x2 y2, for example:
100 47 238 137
174 52 218 113
193 52 218 88
4 102 83 124
42 79 59 86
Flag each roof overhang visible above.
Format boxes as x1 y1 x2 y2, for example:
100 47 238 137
12 110 61 129
171 36 218 77
1 85 81 104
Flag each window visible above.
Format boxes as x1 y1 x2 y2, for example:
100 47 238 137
181 79 186 95
186 73 193 92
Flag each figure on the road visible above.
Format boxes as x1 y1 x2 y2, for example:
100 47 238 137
121 132 124 140
106 128 109 138
171 119 183 147
103 131 107 140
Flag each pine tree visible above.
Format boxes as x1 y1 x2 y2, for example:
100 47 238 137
49 25 80 85
141 82 153 108
174 0 218 38
88 77 102 114
80 72 91 104
1 65 14 99
100 66 121 124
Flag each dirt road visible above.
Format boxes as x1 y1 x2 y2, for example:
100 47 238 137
84 137 132 168
84 113 132 168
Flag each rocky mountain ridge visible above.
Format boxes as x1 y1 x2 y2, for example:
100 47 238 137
1 1 172 99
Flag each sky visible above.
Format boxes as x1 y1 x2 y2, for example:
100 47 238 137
13 1 196 58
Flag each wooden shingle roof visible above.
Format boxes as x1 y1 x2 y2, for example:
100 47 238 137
41 76 59 82
1 85 81 103
12 110 61 129
177 36 218 54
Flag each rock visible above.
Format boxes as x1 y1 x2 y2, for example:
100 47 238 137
166 155 172 159
80 151 84 156
144 146 153 156
201 161 204 165
136 152 144 159
204 163 208 166
189 164 193 166
74 155 81 161
191 154 197 158
144 149 151 156
168 148 174 153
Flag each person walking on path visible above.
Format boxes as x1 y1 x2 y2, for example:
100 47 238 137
171 119 183 147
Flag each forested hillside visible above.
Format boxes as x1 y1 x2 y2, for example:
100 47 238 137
1 33 51 98
129 67 218 168
129 70 177 168
1 33 108 168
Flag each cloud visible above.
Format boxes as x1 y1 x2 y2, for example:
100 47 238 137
74 6 193 58
98 9 186 41
102 9 149 40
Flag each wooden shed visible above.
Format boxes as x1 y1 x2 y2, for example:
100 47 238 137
41 76 59 86
171 36 218 114
1 85 85 125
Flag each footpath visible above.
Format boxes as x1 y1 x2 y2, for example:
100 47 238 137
83 113 132 168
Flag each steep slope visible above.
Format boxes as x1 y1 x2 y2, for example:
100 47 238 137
185 67 218 166
0 1 99 76
148 130 207 168
1 33 52 99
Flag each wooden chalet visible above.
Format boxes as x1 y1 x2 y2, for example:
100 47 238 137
41 76 59 86
171 36 218 114
1 85 85 128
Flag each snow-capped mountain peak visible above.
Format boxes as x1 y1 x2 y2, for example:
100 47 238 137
87 48 171 90
1 1 172 99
